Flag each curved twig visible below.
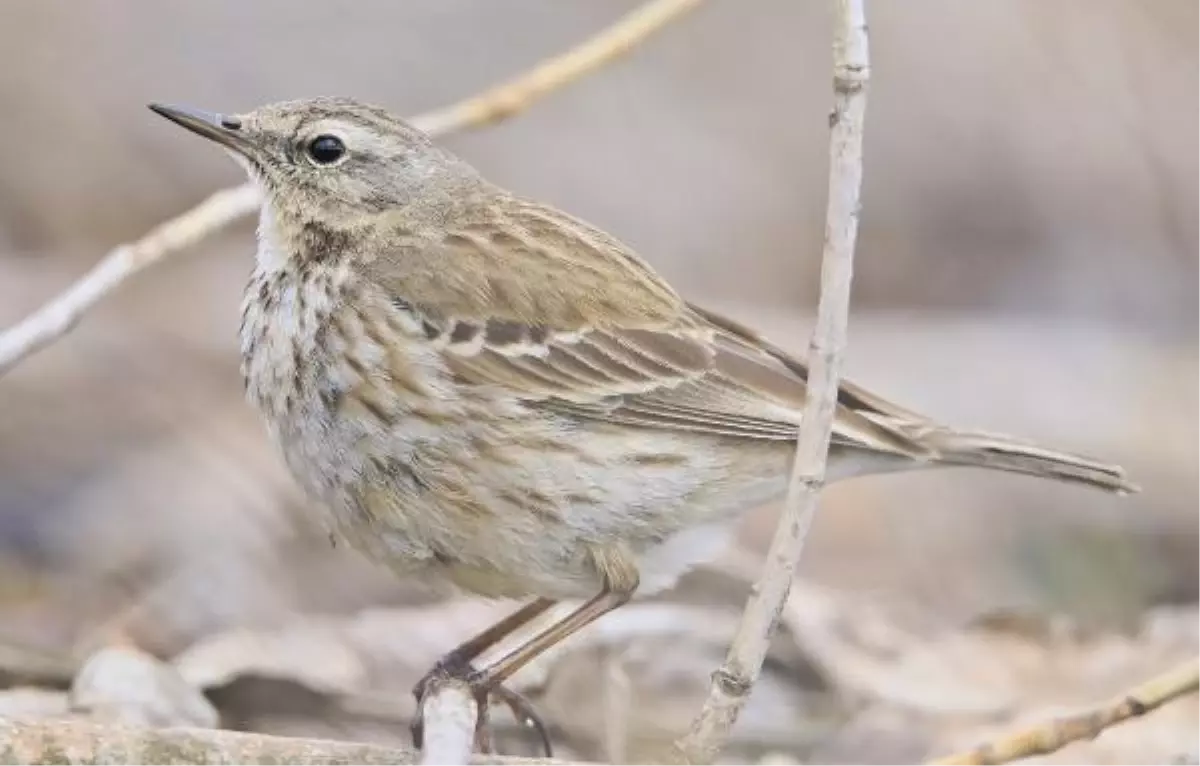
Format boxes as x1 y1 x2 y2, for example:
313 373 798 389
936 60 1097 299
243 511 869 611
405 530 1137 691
929 657 1200 765
0 0 702 377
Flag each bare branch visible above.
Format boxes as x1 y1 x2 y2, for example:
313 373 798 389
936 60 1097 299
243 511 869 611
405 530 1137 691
0 184 260 376
410 0 702 136
672 1 870 762
929 657 1200 765
0 717 565 765
419 679 479 766
0 0 703 377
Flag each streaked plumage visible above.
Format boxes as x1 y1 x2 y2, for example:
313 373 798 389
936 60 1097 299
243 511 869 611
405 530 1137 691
235 181 1135 597
152 97 1135 744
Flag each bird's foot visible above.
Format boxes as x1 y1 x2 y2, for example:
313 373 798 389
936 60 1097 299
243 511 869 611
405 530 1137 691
411 659 552 757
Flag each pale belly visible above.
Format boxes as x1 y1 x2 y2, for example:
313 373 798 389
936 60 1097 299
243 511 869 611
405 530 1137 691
249 344 794 599
277 399 794 600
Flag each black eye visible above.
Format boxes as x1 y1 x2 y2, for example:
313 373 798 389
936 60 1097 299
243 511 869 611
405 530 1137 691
306 134 345 165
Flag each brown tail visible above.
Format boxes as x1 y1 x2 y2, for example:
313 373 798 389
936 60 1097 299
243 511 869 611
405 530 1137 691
917 428 1138 494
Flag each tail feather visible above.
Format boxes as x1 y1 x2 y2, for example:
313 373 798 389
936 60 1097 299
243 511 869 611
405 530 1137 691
914 427 1137 494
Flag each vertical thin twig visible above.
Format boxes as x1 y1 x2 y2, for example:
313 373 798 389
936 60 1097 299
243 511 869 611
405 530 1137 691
672 1 870 762
418 680 480 766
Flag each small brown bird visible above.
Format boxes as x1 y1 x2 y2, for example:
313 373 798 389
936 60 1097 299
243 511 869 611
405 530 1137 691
150 98 1135 749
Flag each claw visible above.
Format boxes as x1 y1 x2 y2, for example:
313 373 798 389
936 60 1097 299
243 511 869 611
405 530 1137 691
411 660 553 757
409 694 427 750
472 700 496 754
473 675 553 758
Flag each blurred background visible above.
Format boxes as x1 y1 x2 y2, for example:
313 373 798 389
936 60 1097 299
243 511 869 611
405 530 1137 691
0 1 1196 762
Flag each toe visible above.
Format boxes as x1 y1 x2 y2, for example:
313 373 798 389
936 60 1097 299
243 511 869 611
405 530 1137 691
472 679 553 757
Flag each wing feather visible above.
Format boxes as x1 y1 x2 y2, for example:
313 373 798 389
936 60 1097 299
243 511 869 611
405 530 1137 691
368 194 929 456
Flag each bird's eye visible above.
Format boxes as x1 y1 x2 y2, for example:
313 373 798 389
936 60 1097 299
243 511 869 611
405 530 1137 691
306 135 346 165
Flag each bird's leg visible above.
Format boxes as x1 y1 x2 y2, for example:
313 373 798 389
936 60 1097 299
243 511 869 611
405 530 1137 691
464 586 634 749
468 587 633 688
415 598 556 691
411 598 554 752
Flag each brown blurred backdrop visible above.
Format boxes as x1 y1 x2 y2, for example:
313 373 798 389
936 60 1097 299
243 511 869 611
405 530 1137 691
0 1 1196 657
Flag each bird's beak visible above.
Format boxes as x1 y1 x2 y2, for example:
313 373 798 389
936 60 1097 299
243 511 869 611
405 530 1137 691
148 103 253 155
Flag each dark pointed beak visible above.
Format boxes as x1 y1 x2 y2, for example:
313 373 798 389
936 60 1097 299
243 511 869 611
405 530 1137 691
148 103 251 154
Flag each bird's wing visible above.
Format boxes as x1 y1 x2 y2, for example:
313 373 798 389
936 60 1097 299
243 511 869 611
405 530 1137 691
368 196 927 457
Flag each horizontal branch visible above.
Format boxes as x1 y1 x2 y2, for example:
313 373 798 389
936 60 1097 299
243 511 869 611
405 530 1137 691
0 717 565 766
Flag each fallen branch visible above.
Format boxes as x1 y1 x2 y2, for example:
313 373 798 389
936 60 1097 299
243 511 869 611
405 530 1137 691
0 0 702 377
672 0 870 762
0 717 563 765
929 657 1200 765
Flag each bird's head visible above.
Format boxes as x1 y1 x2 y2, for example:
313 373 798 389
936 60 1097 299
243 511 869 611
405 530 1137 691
150 98 482 226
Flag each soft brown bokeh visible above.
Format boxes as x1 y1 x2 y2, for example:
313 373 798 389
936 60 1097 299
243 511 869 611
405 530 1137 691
0 2 1195 762
1 2 1195 329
